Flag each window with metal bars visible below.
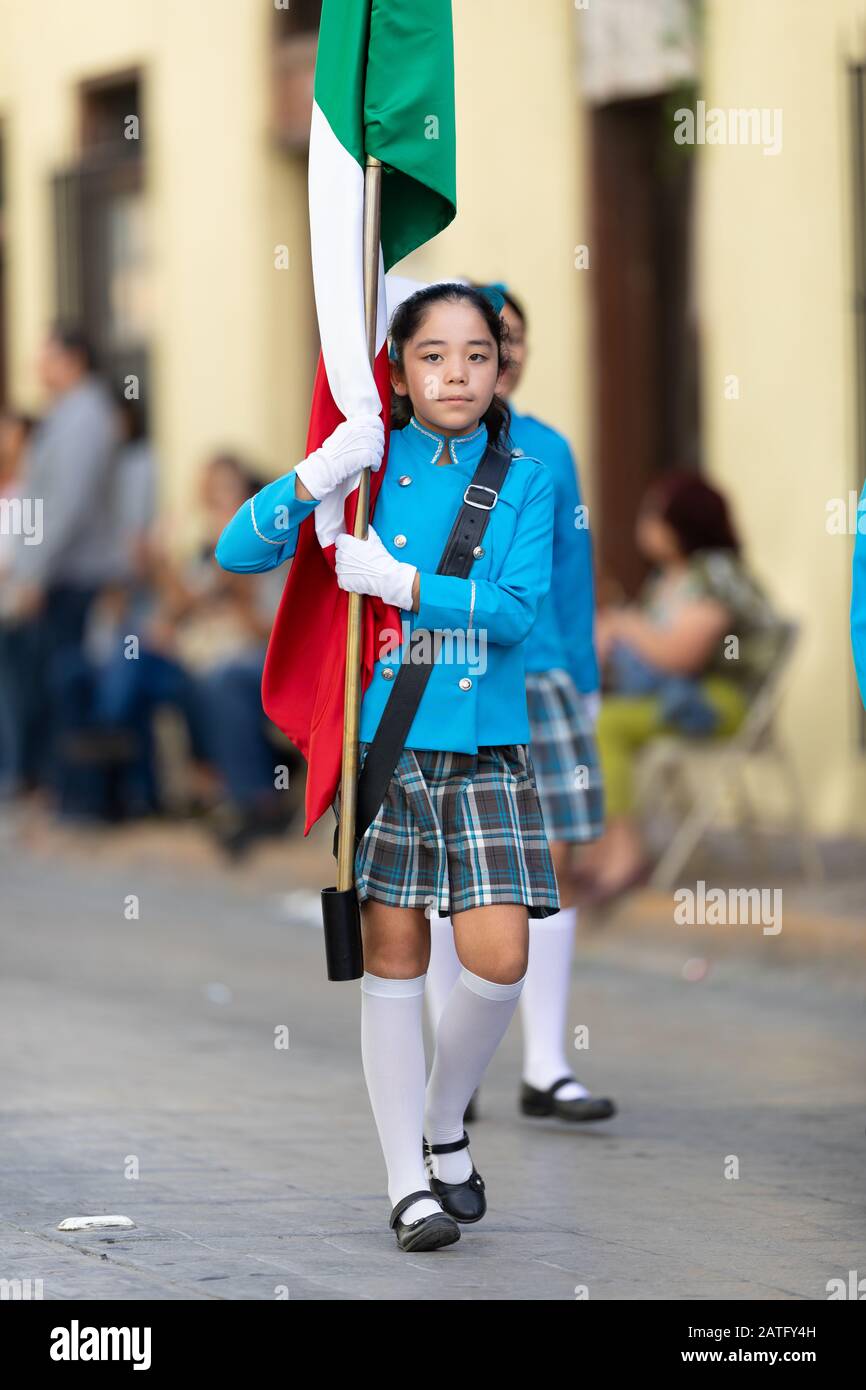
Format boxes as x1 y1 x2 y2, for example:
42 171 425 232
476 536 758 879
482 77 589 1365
53 73 149 423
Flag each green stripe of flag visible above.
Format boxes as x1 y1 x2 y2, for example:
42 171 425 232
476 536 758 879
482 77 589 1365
314 0 457 269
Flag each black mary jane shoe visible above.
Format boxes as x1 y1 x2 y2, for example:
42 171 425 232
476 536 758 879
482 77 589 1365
520 1075 617 1122
388 1190 461 1252
423 1130 487 1224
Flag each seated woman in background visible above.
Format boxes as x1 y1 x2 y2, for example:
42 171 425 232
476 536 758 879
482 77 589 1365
582 472 784 906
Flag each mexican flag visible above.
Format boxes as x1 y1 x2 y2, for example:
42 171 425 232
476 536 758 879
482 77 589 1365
261 0 457 835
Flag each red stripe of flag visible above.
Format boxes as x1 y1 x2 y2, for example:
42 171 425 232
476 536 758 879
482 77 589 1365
261 348 401 834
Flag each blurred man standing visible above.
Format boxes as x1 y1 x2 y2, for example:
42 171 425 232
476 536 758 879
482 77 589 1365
7 325 119 795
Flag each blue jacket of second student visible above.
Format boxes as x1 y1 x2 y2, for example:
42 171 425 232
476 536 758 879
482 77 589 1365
508 407 600 695
215 414 555 751
852 478 866 707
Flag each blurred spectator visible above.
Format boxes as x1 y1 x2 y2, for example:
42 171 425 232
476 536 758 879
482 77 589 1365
77 390 159 685
0 410 37 794
582 472 785 904
89 451 300 851
0 409 35 572
103 391 158 596
52 391 160 817
5 325 119 796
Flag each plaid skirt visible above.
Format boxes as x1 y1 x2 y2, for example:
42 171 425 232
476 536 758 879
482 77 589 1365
332 742 561 918
525 668 605 843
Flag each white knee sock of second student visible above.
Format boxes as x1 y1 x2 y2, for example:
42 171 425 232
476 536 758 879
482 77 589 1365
360 972 440 1225
425 910 462 1033
520 907 590 1100
425 966 526 1182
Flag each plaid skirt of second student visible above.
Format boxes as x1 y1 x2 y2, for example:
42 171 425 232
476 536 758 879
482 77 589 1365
525 668 605 843
332 742 561 918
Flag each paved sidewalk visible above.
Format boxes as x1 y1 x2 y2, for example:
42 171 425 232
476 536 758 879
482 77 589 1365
1 824 864 1300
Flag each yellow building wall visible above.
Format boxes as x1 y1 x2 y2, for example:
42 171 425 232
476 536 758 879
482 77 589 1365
399 0 590 488
5 0 865 831
0 0 313 530
699 0 866 832
0 0 585 529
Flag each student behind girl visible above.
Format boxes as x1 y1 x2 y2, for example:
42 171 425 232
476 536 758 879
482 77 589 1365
852 477 866 707
426 282 616 1125
215 284 558 1252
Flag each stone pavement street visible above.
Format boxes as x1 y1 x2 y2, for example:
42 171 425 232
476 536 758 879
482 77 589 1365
1 818 864 1301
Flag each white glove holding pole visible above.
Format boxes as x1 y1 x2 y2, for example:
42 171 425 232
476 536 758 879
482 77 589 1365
294 414 385 501
335 524 418 611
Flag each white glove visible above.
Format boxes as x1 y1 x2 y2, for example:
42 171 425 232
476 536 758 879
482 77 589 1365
335 524 417 610
294 414 384 501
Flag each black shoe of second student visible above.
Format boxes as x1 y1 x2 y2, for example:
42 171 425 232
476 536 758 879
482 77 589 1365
520 1075 617 1122
209 797 297 862
423 1130 487 1223
388 1190 461 1252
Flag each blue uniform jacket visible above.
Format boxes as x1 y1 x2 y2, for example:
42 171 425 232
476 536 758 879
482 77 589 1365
508 408 600 695
852 478 866 707
215 414 555 751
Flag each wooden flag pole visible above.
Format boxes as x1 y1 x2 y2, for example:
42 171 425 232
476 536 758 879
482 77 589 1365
335 153 383 894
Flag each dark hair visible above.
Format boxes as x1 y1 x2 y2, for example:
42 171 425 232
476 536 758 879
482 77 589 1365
470 280 527 331
112 386 147 442
0 408 37 441
641 471 740 555
501 287 527 329
49 322 97 373
242 469 269 500
388 283 511 446
207 449 267 501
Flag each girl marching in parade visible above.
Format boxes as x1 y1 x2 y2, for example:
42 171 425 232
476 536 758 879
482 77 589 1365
216 283 560 1252
425 283 617 1125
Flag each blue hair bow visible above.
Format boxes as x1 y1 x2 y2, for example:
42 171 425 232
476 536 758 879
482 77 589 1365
477 281 508 314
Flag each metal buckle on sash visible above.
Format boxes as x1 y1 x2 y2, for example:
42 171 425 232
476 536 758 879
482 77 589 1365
463 483 498 510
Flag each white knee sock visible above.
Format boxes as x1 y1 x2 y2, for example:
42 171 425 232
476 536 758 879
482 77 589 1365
425 966 526 1183
360 972 440 1224
519 906 590 1100
425 911 462 1034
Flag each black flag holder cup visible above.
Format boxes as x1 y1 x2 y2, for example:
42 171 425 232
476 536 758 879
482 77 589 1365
320 153 382 982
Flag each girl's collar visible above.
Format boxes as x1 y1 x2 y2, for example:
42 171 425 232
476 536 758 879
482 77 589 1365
404 414 488 468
